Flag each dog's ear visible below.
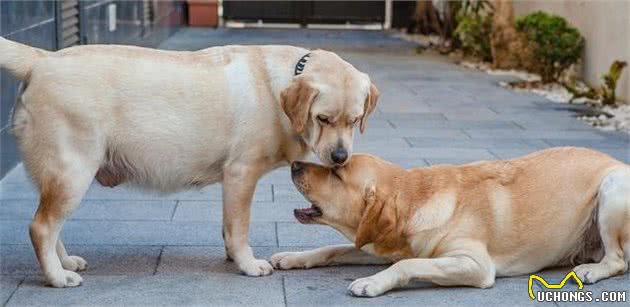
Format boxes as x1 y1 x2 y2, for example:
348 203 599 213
359 82 379 133
355 185 399 250
281 77 319 134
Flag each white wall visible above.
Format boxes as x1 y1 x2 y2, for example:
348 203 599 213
513 0 630 102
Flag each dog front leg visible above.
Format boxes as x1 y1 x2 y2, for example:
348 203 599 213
348 255 496 297
222 164 273 276
271 244 391 270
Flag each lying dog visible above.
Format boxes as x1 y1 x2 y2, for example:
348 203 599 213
0 37 379 287
271 147 629 297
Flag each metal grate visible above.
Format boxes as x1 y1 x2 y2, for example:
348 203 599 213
56 0 81 49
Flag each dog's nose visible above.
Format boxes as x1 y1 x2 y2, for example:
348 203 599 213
291 161 305 175
331 148 348 164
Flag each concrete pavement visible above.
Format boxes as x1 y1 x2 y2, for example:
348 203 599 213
1 28 628 306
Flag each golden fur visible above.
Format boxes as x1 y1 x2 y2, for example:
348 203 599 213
272 147 630 297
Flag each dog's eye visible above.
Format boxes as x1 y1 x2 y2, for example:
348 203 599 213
350 117 360 126
317 115 330 124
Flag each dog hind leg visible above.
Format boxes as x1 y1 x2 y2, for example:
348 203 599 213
574 167 630 283
14 97 101 287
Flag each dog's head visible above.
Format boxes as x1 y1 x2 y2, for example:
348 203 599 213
280 50 379 167
290 154 405 249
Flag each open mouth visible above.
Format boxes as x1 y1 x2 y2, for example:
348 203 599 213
293 204 323 224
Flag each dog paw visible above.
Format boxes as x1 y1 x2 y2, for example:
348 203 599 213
239 259 274 277
47 270 83 288
348 277 387 297
573 264 605 284
61 255 88 272
270 252 310 270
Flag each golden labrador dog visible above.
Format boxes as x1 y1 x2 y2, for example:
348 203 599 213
271 147 629 297
0 37 379 287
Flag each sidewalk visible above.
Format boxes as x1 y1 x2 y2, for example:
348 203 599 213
1 28 628 306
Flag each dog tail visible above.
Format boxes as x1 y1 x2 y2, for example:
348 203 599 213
0 36 49 81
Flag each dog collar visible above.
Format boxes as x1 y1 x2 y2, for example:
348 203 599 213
294 53 311 76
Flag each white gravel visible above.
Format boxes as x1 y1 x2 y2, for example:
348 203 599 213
578 105 630 133
459 61 629 134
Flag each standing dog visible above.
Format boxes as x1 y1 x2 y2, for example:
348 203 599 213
271 147 629 297
0 37 379 287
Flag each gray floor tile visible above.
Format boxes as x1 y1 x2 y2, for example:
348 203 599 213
543 138 630 149
392 119 521 130
0 170 272 202
405 137 548 149
464 129 609 140
173 201 303 222
1 220 276 246
285 275 551 307
277 223 349 247
8 274 284 307
0 276 23 306
1 200 177 221
1 245 161 276
158 246 387 277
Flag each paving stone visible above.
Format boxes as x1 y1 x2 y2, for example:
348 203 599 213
272 184 305 203
353 137 409 151
0 276 23 306
0 200 177 221
464 129 609 140
0 245 161 276
440 107 500 121
372 113 447 121
258 168 293 185
173 201 302 222
512 118 595 130
405 137 548 150
277 223 349 247
284 275 551 307
157 246 387 277
392 119 521 130
7 274 284 307
363 128 470 138
0 179 273 202
353 147 492 162
0 220 276 246
543 138 629 149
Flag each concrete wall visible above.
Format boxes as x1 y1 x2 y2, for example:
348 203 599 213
513 0 630 102
0 0 186 178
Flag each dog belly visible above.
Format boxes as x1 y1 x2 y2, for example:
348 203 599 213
492 215 601 277
96 135 227 192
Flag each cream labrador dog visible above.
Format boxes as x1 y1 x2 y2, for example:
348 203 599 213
0 37 379 287
271 147 629 297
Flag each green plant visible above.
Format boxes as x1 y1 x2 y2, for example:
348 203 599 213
454 9 493 61
516 11 584 82
564 60 627 105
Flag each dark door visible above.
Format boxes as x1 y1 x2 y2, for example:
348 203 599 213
223 1 385 25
